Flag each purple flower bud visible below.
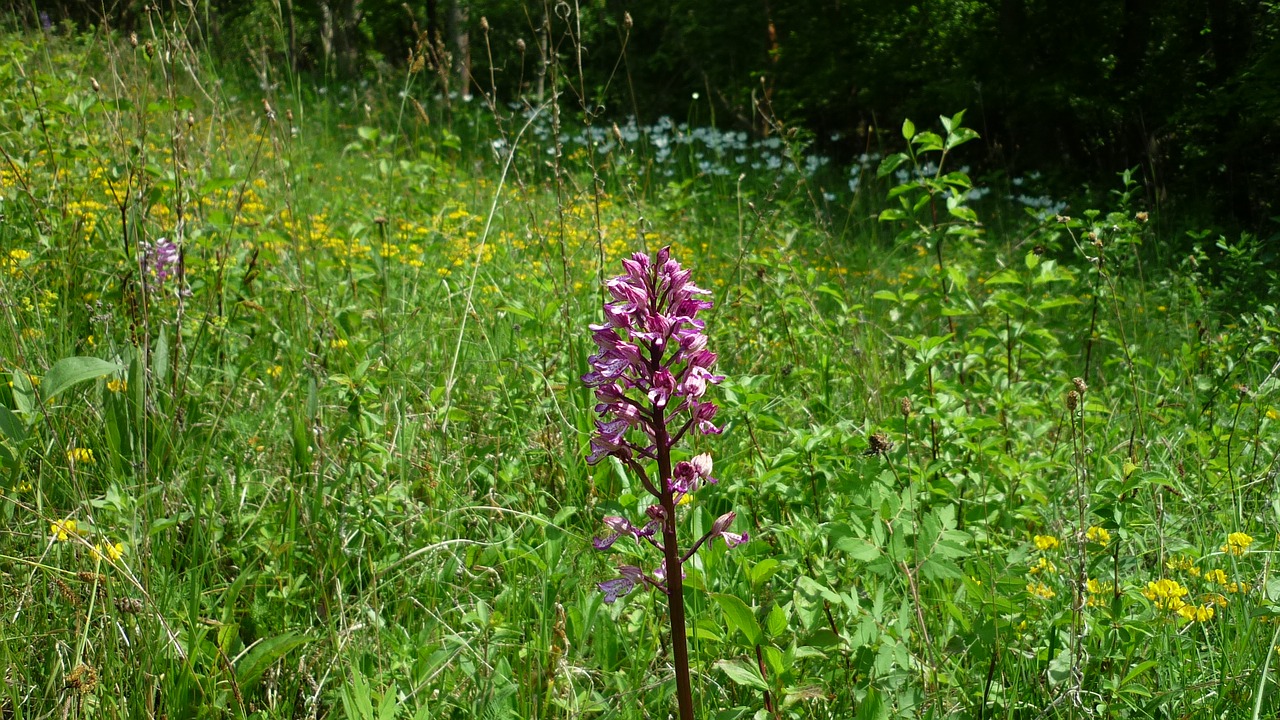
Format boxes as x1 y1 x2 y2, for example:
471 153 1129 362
711 511 748 547
711 511 737 535
690 453 715 483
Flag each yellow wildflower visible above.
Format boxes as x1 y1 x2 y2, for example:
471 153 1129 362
1033 534 1060 551
1177 603 1215 623
1143 578 1190 611
1030 557 1057 575
67 447 95 464
50 518 79 542
1027 581 1056 600
91 542 125 562
1203 568 1228 585
106 379 128 393
1222 532 1253 556
1166 555 1200 576
267 365 283 379
330 338 349 350
1267 409 1279 421
1086 526 1111 547
1086 578 1114 606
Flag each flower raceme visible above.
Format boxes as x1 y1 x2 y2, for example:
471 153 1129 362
583 247 724 468
583 247 744 603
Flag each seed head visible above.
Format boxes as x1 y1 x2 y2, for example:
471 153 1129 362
66 664 98 694
1066 390 1080 412
1135 211 1149 223
865 432 892 457
90 77 101 92
52 577 80 606
516 38 526 54
900 397 912 417
623 12 633 29
480 16 489 33
1072 377 1087 394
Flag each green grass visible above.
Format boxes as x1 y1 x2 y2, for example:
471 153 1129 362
2 23 1280 720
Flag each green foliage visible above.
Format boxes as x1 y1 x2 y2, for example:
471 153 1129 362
2 23 1279 720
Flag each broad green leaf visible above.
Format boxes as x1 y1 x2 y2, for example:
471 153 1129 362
766 604 788 637
901 118 915 141
796 576 842 605
11 371 35 416
714 659 768 690
876 153 908 178
919 558 966 581
984 269 1021 286
42 357 124 403
1120 660 1159 688
0 405 27 443
154 329 170 387
236 632 311 688
832 536 880 562
947 204 978 223
713 593 763 645
748 558 781 586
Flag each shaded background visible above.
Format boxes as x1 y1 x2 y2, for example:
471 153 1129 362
10 0 1280 235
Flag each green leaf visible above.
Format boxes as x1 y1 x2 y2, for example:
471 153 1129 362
1120 660 1159 689
236 632 311 689
1047 647 1073 687
947 204 979 223
901 118 915 141
876 153 908 178
919 558 966 581
748 558 781 586
153 329 170 387
984 269 1022 286
0 405 27 443
832 536 880 562
714 659 768 691
713 593 763 645
11 371 35 416
42 357 124 403
766 604 788 637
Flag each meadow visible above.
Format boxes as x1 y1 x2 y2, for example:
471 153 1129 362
2 22 1280 720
